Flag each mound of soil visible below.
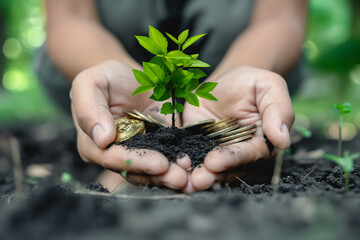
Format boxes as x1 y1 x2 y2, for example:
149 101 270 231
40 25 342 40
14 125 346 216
1 123 360 240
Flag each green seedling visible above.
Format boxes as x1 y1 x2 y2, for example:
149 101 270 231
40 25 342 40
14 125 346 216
132 26 218 127
60 172 81 188
323 150 360 191
331 102 352 156
295 125 312 138
120 159 132 178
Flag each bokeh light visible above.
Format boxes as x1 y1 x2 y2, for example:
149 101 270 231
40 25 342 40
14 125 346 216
328 122 357 141
304 40 318 61
2 70 30 92
349 65 360 85
2 38 22 59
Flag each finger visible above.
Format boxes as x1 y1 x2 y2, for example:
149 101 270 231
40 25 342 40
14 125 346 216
190 164 216 190
204 131 271 173
70 71 116 149
255 72 294 149
125 163 188 189
175 153 192 170
104 145 170 175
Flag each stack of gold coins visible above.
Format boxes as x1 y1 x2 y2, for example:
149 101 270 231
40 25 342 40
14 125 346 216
113 117 145 142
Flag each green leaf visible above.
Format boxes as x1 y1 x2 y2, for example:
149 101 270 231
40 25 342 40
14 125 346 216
160 102 174 115
163 59 175 72
188 68 207 79
178 29 189 45
135 36 162 55
185 59 211 68
195 92 218 101
172 69 194 86
187 78 199 91
185 93 199 107
167 50 192 60
295 125 312 138
124 159 132 165
175 88 188 98
191 54 199 59
153 85 166 99
166 32 179 45
132 85 154 95
149 26 168 54
121 170 127 178
175 102 184 113
150 90 171 101
182 33 207 51
332 102 352 115
132 69 154 86
164 76 171 85
195 82 218 93
143 62 165 83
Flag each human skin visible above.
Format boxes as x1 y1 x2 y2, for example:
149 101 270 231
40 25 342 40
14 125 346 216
45 0 307 193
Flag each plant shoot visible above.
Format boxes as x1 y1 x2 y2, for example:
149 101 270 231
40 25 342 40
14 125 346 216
132 26 218 127
331 102 352 156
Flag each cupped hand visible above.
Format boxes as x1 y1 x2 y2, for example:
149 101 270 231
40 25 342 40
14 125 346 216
182 66 295 193
70 60 188 190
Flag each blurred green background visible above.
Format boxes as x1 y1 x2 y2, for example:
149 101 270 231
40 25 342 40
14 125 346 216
0 0 360 140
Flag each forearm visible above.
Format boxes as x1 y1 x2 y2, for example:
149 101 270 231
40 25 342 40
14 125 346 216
45 0 139 81
210 1 307 80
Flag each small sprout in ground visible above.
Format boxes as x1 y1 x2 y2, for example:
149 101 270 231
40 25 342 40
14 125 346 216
295 125 312 138
132 26 218 127
121 159 132 178
331 102 352 156
61 172 73 183
323 150 360 191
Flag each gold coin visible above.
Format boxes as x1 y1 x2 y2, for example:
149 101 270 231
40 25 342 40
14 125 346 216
182 119 215 129
216 128 256 143
146 114 166 127
218 134 253 146
114 117 145 142
206 123 240 138
124 111 143 121
203 119 238 133
219 124 257 138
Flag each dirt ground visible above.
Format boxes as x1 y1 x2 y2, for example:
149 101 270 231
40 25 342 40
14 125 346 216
1 122 360 240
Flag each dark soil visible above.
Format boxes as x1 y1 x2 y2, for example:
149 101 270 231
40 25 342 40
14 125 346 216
117 127 217 168
1 122 360 240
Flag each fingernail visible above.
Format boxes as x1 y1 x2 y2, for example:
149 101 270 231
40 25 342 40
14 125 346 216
281 123 289 136
92 125 103 147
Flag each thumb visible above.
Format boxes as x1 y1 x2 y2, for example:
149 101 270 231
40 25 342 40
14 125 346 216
256 74 294 150
70 72 116 149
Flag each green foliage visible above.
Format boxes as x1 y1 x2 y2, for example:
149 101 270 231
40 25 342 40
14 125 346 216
331 102 352 156
323 151 360 191
121 159 132 178
133 26 217 126
295 125 312 138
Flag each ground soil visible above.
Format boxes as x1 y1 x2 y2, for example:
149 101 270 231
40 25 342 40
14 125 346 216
1 122 360 240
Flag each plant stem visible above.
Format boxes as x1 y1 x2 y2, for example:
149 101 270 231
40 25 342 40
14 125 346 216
344 171 349 191
171 82 175 127
338 115 343 157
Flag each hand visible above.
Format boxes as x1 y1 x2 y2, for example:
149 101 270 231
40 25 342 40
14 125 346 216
182 66 294 193
70 60 188 190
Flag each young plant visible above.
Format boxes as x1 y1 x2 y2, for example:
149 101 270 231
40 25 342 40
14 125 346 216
324 150 360 191
331 102 352 156
132 26 218 127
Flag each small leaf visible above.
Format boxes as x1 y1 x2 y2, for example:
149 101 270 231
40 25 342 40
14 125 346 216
153 85 166 99
121 171 127 178
195 92 218 101
164 76 171 85
295 125 312 138
132 85 154 95
188 68 207 79
124 159 132 165
172 69 194 86
149 26 168 54
163 59 175 72
191 54 199 59
178 29 189 45
143 62 165 83
196 82 218 93
135 36 162 55
182 33 207 51
160 102 174 115
167 50 192 60
132 69 154 86
185 93 199 107
150 90 171 101
175 88 188 98
185 59 211 68
166 32 179 45
175 102 184 113
187 78 199 91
